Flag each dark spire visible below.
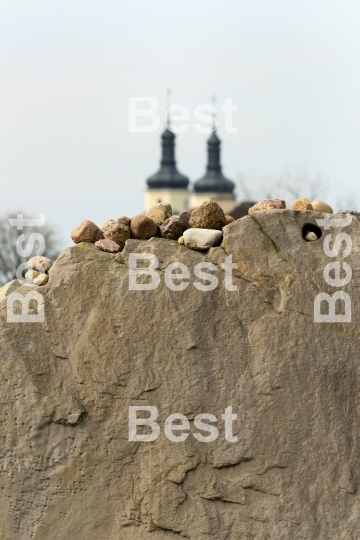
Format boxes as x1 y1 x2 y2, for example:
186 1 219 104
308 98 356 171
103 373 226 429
146 126 190 190
193 130 235 193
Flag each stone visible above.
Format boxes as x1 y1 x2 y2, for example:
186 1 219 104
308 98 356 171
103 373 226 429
130 215 158 240
0 280 21 302
311 200 333 213
291 198 313 211
178 210 191 229
95 238 121 253
28 256 53 273
183 228 223 250
248 199 286 214
25 270 49 286
225 215 235 225
337 210 360 217
2 212 360 538
159 215 184 240
178 236 185 245
304 231 318 242
71 220 104 244
145 203 172 226
102 217 130 250
188 200 226 230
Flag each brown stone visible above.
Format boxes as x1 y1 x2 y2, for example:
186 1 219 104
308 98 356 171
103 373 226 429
178 236 185 245
71 220 104 244
95 239 121 253
179 210 191 229
225 215 235 225
130 215 158 240
102 217 130 250
311 200 333 213
188 201 226 230
291 198 313 211
159 215 184 240
248 199 286 214
28 256 53 273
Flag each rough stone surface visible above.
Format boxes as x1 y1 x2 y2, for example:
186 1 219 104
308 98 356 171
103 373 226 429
71 220 104 244
178 210 191 229
291 198 313 211
159 215 184 240
130 215 158 240
249 199 286 214
304 231 318 242
311 200 333 213
1 210 360 539
28 256 53 273
0 279 21 301
102 217 130 249
95 238 121 253
225 215 235 225
188 200 226 230
146 203 172 226
183 228 223 250
337 210 360 217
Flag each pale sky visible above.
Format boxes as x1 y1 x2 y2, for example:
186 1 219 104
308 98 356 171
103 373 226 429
1 0 360 247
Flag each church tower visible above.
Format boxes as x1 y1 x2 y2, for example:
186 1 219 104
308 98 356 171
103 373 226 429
190 130 236 214
145 126 190 213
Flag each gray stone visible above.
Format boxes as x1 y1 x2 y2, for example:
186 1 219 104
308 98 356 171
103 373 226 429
304 231 318 242
1 211 360 539
183 228 223 250
337 210 360 217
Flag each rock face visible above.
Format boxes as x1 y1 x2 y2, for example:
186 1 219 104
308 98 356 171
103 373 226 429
1 210 360 539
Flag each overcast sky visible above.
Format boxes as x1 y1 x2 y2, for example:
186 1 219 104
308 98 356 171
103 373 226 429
1 0 360 247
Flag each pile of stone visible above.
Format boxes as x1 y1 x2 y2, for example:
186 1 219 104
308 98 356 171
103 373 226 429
248 198 334 214
70 201 235 254
24 256 53 285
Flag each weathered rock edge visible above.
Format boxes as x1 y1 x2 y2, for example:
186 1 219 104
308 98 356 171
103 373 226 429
0 210 360 540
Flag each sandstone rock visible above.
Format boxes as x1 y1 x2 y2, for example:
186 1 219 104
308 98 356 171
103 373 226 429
179 210 191 229
337 210 360 217
1 212 360 539
183 228 223 250
291 198 313 211
248 199 286 214
0 279 21 302
145 203 172 226
71 220 104 244
159 215 184 240
28 255 53 273
130 215 158 240
188 201 226 230
225 215 235 225
178 236 185 245
95 238 121 253
304 231 318 242
311 200 333 213
102 217 130 249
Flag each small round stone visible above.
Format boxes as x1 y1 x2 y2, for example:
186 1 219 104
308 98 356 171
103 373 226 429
33 273 49 286
178 236 185 245
28 256 53 273
304 231 318 242
95 238 121 253
291 198 313 211
311 200 333 213
25 270 40 282
130 215 158 240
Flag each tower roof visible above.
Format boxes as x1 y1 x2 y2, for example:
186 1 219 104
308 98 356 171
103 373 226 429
146 127 190 190
193 130 235 194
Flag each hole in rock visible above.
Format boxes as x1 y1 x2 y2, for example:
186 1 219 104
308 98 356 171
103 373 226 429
302 223 322 242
